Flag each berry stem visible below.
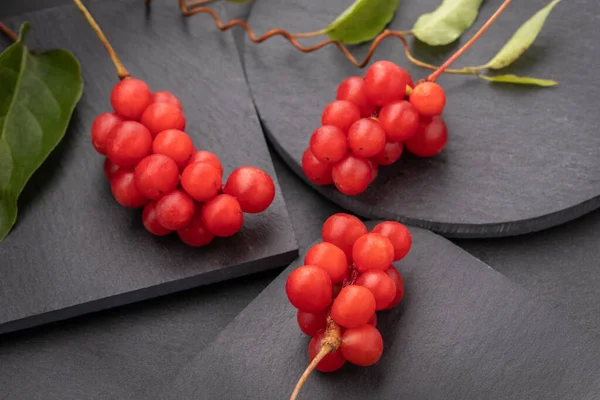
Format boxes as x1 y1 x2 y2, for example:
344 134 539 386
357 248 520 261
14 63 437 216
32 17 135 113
290 30 327 39
427 0 513 82
0 22 17 42
72 0 130 80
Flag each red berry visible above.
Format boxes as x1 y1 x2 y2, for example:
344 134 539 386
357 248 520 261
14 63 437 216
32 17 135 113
367 159 378 183
378 101 420 142
181 162 222 202
91 113 124 155
103 158 120 181
142 201 173 236
177 206 215 247
367 313 377 327
356 270 396 310
152 129 194 168
187 151 223 175
405 116 448 157
309 125 347 164
352 233 395 272
140 102 186 137
364 61 408 106
304 242 348 283
105 121 153 168
347 118 386 158
301 148 333 185
372 221 412 261
297 310 327 336
384 266 405 308
321 100 361 133
401 69 415 89
286 265 332 313
223 166 275 214
341 325 383 367
308 330 346 372
201 194 243 237
151 90 182 109
332 154 371 196
331 285 376 328
336 76 376 117
134 154 179 200
374 142 404 166
409 81 446 117
110 78 152 120
322 213 367 262
155 190 195 231
110 169 148 208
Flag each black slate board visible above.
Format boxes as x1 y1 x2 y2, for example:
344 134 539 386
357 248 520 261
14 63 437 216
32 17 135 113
243 0 600 238
0 0 298 335
164 224 600 400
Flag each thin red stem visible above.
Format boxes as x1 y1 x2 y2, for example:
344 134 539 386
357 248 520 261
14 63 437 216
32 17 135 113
0 22 18 42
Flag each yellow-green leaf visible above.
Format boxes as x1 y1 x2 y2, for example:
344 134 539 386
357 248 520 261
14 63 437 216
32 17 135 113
483 0 561 70
478 74 557 86
412 0 483 46
325 0 400 45
0 23 83 243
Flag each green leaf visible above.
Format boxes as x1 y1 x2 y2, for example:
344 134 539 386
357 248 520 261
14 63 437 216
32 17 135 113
325 0 400 44
483 0 561 69
412 0 483 46
0 23 83 243
478 74 557 86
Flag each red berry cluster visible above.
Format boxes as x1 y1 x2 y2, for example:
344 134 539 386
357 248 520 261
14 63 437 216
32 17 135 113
302 60 448 196
91 78 276 246
286 214 411 371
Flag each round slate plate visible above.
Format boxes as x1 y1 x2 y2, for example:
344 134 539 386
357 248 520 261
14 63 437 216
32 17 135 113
243 0 600 238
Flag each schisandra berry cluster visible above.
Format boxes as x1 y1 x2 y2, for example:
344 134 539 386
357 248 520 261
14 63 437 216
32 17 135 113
90 78 275 246
302 60 448 196
286 214 410 371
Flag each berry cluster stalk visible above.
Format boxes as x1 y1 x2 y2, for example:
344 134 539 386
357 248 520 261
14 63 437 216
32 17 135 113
0 22 17 42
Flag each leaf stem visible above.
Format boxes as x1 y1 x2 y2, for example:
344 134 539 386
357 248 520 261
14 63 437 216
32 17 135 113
0 22 18 42
72 0 130 80
290 30 327 39
427 0 513 82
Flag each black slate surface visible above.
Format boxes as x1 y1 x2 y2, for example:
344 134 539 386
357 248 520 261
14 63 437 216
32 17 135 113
165 224 600 400
243 0 600 238
0 0 297 335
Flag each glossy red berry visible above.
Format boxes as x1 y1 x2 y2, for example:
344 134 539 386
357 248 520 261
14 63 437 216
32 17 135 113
301 148 333 185
187 151 223 175
356 270 397 310
347 118 386 158
223 166 275 214
177 206 215 247
336 76 376 117
151 91 182 109
378 100 420 142
91 113 124 155
105 121 153 168
140 102 186 137
201 194 244 237
405 116 448 157
367 313 377 327
152 129 194 168
321 100 361 133
103 158 120 181
134 154 179 200
110 78 152 120
372 221 412 261
352 233 395 272
322 213 367 262
401 69 415 89
341 325 383 367
409 81 446 117
308 330 346 372
331 285 376 328
297 310 327 336
110 169 148 208
364 61 408 106
181 162 222 202
309 125 347 164
142 201 173 236
286 265 333 313
332 154 371 196
367 158 379 183
374 142 404 166
384 266 405 308
155 190 195 231
304 242 348 283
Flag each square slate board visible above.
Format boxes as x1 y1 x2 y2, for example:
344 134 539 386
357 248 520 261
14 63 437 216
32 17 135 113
0 0 298 335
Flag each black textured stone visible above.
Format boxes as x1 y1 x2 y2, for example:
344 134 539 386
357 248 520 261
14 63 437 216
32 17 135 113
165 224 600 400
243 0 600 238
0 0 298 335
